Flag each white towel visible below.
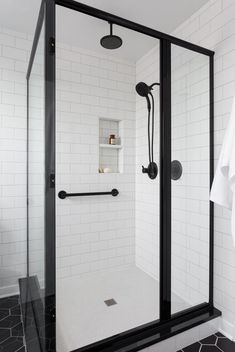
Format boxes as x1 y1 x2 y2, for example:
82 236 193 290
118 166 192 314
210 96 235 245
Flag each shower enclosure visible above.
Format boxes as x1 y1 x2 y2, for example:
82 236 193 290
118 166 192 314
25 0 221 351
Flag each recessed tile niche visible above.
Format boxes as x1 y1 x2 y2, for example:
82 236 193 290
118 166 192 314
99 118 123 174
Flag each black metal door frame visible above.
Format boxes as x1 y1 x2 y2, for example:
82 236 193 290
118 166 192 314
26 0 56 348
27 0 56 293
45 0 56 301
27 0 218 351
160 39 172 321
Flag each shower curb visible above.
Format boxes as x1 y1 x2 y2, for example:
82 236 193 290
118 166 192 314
71 305 221 352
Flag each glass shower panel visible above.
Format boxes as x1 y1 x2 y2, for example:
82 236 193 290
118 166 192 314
171 45 210 313
136 44 160 311
56 6 160 351
27 2 55 348
28 21 45 296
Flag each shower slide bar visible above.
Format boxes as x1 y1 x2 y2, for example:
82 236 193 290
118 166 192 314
58 188 119 199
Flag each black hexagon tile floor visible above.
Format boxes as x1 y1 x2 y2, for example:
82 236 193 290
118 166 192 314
1 294 234 352
0 295 26 352
177 332 235 352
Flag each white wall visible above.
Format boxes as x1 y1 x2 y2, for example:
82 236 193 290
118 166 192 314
56 43 136 279
0 27 29 297
0 25 45 297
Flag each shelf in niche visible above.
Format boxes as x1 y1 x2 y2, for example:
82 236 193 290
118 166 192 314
99 144 122 150
99 118 123 174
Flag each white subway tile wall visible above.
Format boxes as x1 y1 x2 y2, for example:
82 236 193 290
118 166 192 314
56 43 136 279
0 27 29 297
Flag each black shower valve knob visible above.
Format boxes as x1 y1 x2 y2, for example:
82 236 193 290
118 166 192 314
142 165 149 174
142 162 158 180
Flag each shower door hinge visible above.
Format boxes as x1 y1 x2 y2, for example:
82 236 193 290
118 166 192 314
50 173 55 188
49 37 55 54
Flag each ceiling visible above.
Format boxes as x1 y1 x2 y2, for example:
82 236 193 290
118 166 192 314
1 0 209 61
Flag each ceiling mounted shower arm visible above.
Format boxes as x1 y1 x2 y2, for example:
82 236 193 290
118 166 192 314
100 22 123 49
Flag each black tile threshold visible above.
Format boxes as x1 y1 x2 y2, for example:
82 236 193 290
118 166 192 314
177 332 235 352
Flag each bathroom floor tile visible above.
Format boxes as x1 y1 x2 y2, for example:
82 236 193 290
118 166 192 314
180 332 235 352
200 335 217 345
201 347 221 351
217 338 235 352
0 295 26 352
183 342 201 351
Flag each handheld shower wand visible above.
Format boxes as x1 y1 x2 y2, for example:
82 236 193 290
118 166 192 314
135 82 160 180
135 82 152 111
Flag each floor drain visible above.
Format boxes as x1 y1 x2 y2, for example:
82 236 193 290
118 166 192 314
104 299 117 307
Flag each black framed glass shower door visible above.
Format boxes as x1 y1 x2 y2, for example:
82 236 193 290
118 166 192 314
26 1 221 351
171 44 212 314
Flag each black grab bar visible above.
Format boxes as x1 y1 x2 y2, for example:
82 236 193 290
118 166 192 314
58 189 119 199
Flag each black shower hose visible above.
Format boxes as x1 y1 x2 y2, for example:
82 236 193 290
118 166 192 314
147 92 155 164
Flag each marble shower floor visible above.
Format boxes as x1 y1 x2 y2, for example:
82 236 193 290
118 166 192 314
56 266 188 352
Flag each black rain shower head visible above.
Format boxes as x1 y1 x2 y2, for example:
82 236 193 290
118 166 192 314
100 22 122 50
